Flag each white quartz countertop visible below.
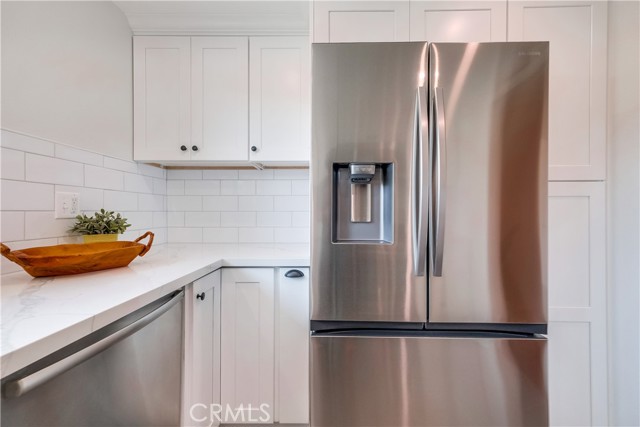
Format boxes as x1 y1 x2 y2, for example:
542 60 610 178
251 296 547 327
0 243 309 378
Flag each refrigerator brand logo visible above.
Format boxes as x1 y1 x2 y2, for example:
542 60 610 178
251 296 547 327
518 51 542 56
190 403 271 425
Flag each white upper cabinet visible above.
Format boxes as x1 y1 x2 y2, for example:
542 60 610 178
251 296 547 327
134 36 310 164
191 37 248 161
249 37 310 163
313 1 410 42
508 1 607 181
134 37 191 161
410 1 506 42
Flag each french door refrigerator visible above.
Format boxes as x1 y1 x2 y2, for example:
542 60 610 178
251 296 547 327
310 42 549 426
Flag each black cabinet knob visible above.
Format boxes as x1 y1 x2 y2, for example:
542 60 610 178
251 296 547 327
196 292 205 301
192 145 199 152
251 146 258 152
285 269 304 278
180 145 188 151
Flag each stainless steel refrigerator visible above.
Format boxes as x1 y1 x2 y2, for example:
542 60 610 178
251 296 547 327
310 42 549 426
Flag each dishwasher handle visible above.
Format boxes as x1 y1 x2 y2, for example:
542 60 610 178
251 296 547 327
3 290 184 399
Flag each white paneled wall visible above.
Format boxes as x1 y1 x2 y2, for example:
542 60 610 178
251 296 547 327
0 130 168 274
167 169 310 244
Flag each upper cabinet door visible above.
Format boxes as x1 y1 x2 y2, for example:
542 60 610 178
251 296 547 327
508 1 607 181
134 37 191 161
410 1 506 42
191 37 249 161
249 37 310 163
313 1 410 42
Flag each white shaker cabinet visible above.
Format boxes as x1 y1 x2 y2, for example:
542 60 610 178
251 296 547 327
410 1 506 42
134 37 191 162
221 268 276 424
313 1 410 42
249 37 310 163
508 1 607 180
183 271 222 427
548 182 607 426
191 37 249 161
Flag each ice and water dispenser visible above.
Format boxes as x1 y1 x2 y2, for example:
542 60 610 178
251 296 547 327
332 163 394 244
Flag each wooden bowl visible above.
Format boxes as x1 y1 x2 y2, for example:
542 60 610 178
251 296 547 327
1 232 154 278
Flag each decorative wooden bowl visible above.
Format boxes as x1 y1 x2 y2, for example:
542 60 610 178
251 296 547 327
1 232 154 278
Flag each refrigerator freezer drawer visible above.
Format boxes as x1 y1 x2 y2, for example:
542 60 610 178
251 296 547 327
311 333 547 427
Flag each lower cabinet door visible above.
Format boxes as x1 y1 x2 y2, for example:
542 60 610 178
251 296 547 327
277 268 310 424
221 268 275 424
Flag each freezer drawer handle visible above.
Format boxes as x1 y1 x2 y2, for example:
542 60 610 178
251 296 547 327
2 290 185 399
284 269 304 278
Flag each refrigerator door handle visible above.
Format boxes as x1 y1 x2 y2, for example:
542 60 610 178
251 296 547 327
431 87 447 277
412 87 429 276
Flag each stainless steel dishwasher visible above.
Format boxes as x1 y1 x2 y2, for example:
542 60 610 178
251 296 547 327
1 289 184 427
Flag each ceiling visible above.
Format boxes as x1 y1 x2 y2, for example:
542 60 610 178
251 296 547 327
114 1 310 35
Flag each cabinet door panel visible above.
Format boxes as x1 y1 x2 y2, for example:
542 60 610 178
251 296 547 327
221 268 275 423
277 268 309 424
314 1 410 42
410 1 506 42
134 36 190 161
509 2 607 180
191 37 248 161
548 182 607 426
249 37 310 163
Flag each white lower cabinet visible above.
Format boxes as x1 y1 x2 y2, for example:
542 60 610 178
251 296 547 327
220 267 310 425
183 270 222 427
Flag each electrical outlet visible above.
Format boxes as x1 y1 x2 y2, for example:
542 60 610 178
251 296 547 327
55 192 80 218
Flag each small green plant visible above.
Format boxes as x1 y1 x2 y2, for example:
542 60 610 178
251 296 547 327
70 209 131 235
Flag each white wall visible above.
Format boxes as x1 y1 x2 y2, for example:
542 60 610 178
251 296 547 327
1 1 133 160
607 2 640 426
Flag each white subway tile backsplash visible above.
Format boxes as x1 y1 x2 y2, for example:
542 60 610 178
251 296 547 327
55 145 103 166
122 211 154 231
153 212 168 228
221 212 256 227
274 196 309 212
26 154 84 186
203 170 239 180
274 169 309 180
168 196 202 212
1 148 25 180
239 169 274 180
203 196 238 212
185 212 221 227
257 211 292 227
257 180 292 195
1 211 24 241
153 178 167 195
124 173 154 194
291 180 310 196
185 180 221 196
103 157 138 174
137 163 165 179
104 191 138 211
203 227 238 243
239 227 274 243
221 180 255 195
55 185 104 212
238 196 274 212
168 227 203 243
167 169 202 180
85 165 124 191
1 130 55 156
1 180 54 211
291 211 310 227
167 180 185 195
25 211 74 240
275 227 310 243
138 194 165 212
168 212 185 227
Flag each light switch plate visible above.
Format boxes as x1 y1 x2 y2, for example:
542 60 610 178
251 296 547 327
55 192 80 218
